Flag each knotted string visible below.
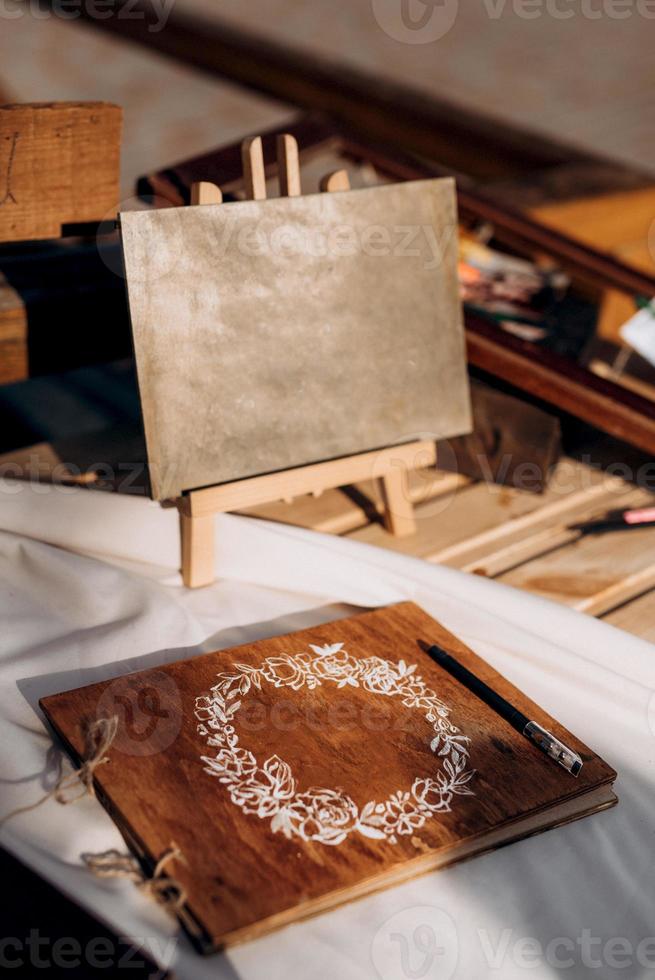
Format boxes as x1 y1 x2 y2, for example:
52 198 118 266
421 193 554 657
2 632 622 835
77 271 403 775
83 846 192 925
0 715 119 829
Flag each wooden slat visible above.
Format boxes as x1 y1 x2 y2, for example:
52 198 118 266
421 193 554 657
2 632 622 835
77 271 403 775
466 316 655 457
320 170 351 193
181 442 437 517
498 524 655 617
0 103 122 243
190 181 223 206
242 470 469 535
347 459 617 562
0 275 27 383
531 187 655 255
277 133 301 197
241 135 267 201
444 487 649 576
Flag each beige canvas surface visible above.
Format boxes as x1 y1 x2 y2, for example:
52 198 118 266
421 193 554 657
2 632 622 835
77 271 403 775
121 178 471 500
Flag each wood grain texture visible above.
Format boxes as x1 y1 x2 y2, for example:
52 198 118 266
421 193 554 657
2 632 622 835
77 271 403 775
498 520 655 616
466 317 655 457
0 103 121 243
40 602 616 951
121 178 470 500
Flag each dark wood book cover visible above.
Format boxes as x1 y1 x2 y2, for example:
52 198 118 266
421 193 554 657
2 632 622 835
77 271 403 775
40 602 617 951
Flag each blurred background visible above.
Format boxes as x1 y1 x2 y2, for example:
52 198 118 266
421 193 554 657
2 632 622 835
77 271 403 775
0 0 652 191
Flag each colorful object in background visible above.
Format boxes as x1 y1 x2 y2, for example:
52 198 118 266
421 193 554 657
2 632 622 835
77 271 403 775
458 233 597 356
570 507 655 536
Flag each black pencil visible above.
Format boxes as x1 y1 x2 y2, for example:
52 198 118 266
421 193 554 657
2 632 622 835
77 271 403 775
420 641 582 777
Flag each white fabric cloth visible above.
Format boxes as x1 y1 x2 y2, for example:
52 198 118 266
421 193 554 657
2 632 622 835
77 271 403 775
0 480 653 980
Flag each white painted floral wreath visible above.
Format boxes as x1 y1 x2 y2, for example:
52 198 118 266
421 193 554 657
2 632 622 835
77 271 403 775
195 643 475 846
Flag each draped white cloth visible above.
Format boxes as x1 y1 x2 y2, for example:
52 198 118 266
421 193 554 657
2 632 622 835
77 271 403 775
0 480 653 979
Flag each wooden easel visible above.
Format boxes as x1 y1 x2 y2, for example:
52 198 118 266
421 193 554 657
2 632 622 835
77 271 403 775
176 134 437 588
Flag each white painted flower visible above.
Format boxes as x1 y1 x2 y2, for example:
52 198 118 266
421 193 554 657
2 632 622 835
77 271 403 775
279 788 358 845
401 675 441 710
309 644 361 687
380 791 427 836
412 777 450 812
261 655 307 690
359 657 401 695
230 756 295 818
196 641 475 847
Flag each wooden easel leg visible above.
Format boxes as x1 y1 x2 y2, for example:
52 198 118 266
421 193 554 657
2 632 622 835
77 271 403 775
380 467 417 538
180 510 215 589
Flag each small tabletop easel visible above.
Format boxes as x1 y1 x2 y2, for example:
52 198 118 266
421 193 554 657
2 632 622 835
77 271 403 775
175 134 437 588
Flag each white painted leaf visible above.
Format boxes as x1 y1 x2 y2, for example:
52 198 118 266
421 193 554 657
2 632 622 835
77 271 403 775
357 823 387 840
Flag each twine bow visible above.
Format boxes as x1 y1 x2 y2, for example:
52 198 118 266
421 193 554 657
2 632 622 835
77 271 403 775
0 715 119 829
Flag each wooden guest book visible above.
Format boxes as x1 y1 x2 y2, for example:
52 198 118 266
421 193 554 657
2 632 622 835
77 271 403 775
40 602 617 952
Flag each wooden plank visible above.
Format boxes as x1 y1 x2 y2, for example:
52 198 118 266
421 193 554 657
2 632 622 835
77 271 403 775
0 103 122 243
531 187 655 255
277 133 301 197
347 458 634 566
498 524 655 617
0 276 27 383
466 316 655 458
444 487 650 576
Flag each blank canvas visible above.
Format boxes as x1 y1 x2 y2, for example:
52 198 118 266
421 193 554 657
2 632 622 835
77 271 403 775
120 178 471 500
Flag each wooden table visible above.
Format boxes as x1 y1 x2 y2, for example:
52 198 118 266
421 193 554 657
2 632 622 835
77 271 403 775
244 452 655 644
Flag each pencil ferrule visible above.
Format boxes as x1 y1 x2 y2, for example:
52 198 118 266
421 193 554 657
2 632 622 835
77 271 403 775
523 721 583 777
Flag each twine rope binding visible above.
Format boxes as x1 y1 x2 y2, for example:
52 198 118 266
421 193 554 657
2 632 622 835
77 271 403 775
83 847 193 925
0 716 191 927
0 715 119 829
